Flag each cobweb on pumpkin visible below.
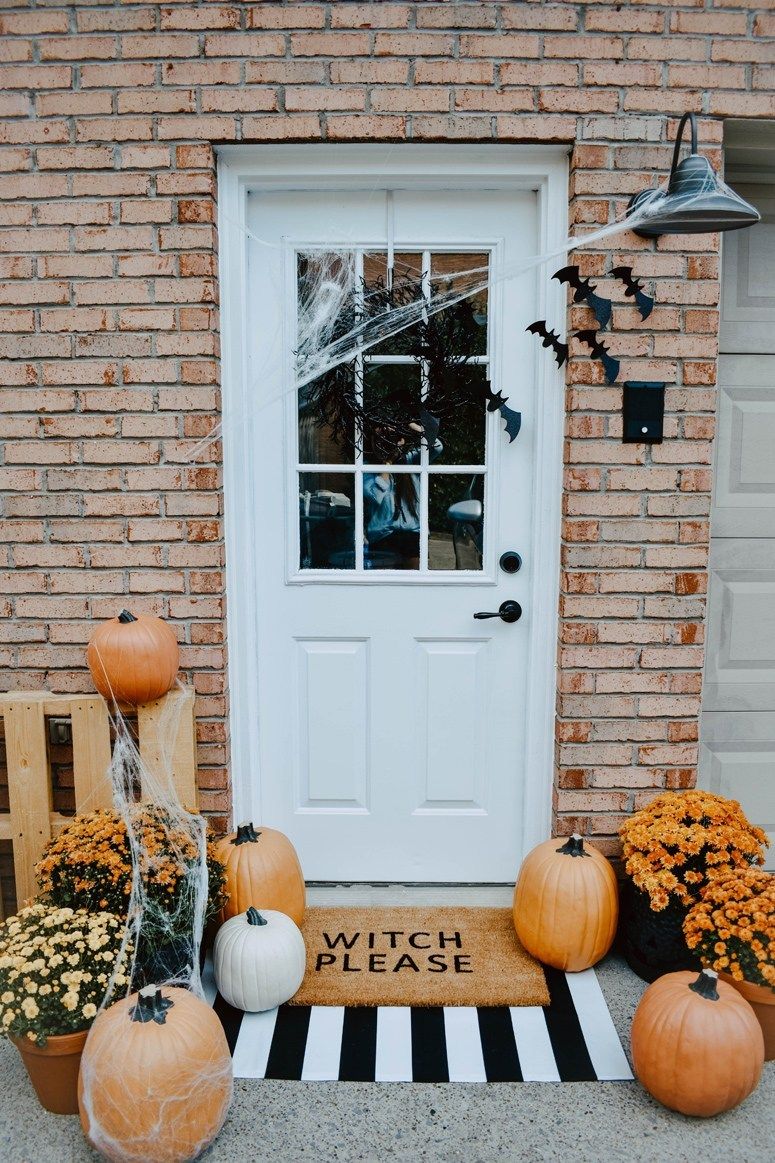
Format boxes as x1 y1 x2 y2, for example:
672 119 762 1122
95 688 211 1006
73 681 232 1162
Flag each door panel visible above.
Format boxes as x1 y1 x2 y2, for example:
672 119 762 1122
246 188 539 881
701 175 775 857
711 355 775 537
719 184 775 353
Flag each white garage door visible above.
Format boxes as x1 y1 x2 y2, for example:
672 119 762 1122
700 163 775 860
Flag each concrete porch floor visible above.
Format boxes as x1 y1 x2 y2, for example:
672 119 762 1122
0 955 772 1163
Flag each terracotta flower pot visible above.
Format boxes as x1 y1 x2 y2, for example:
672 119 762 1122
12 1028 89 1115
720 973 775 1061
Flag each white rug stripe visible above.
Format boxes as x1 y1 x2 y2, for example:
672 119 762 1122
509 1007 561 1082
444 1007 488 1082
564 970 634 1081
301 1006 346 1080
232 1008 278 1079
375 1006 413 1081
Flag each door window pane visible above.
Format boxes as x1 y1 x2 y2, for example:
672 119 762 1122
428 473 484 571
299 372 356 464
363 469 421 571
364 251 424 356
362 363 423 465
428 364 487 467
299 472 355 570
431 252 488 356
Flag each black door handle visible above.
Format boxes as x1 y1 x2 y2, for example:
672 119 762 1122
474 600 522 624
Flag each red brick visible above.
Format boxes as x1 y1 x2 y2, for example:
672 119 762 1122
332 4 410 29
292 32 371 56
161 6 240 30
249 5 327 29
461 33 541 58
122 34 201 58
204 33 285 57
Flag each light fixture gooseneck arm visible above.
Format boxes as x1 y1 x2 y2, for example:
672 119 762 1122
667 111 698 181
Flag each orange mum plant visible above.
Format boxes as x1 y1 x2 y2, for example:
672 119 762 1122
684 868 775 991
619 790 767 913
35 806 227 979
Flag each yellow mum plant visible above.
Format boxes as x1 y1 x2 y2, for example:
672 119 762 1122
684 868 775 991
619 790 767 912
0 904 130 1046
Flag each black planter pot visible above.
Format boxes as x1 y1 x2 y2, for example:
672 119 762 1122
619 880 702 983
133 934 193 989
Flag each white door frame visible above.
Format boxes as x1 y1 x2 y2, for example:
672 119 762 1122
217 144 568 872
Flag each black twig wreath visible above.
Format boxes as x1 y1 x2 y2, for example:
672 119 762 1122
297 271 490 463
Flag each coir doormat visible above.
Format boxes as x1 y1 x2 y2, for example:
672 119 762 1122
289 907 550 1008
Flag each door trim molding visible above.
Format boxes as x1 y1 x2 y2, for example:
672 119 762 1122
217 144 568 861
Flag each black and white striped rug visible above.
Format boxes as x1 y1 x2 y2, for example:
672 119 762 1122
203 962 633 1083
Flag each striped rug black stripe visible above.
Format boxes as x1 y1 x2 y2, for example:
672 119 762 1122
542 967 596 1082
264 1004 311 1080
339 1007 378 1081
212 992 244 1056
411 1007 449 1083
477 1007 523 1082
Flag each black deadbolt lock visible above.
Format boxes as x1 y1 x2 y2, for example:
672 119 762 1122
622 381 666 444
499 551 522 574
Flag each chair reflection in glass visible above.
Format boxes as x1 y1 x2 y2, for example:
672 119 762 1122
446 476 484 570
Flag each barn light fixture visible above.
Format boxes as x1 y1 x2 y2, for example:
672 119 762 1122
628 112 760 238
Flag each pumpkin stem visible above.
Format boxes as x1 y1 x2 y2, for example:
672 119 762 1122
688 968 720 1002
556 833 590 858
234 821 261 845
131 986 174 1025
117 610 138 624
246 907 268 926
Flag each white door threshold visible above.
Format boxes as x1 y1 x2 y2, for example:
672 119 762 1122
306 884 514 907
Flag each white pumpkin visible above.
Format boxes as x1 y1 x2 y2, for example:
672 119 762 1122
213 906 306 1012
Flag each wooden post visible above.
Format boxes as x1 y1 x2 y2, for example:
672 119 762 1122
70 698 114 813
137 687 199 809
1 697 52 906
0 688 200 909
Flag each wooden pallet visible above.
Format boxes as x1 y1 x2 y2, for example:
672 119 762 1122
0 687 198 915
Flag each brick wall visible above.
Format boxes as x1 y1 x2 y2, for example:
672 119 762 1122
0 2 773 848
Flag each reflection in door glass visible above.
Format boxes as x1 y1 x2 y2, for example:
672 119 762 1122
363 469 421 571
428 364 487 467
362 363 423 465
364 252 424 356
299 373 356 464
299 472 355 570
430 252 488 356
428 473 484 571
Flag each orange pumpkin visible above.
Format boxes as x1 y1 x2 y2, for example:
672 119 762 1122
215 822 306 926
78 985 232 1162
87 609 179 708
631 968 765 1117
512 834 618 971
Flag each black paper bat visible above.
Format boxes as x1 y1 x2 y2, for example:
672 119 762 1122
553 265 612 330
611 266 654 321
575 329 620 385
497 402 521 442
485 386 521 443
419 408 441 445
526 321 568 368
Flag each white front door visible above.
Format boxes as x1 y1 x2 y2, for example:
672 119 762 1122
232 161 562 884
701 171 775 858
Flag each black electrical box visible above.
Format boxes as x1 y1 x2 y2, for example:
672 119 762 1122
622 381 666 443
